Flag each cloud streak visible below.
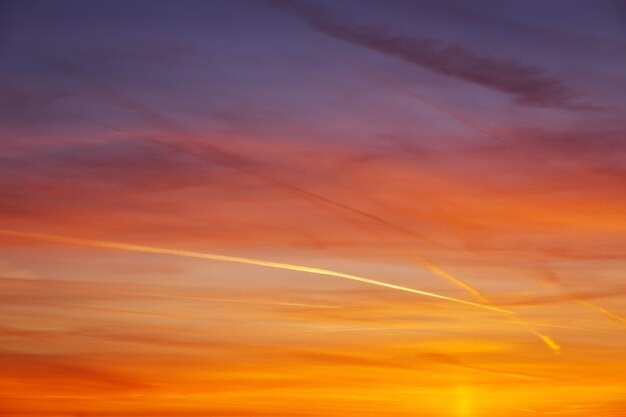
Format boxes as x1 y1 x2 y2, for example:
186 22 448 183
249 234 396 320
273 0 594 110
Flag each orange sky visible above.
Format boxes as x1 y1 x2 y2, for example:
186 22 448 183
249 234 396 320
1 0 626 416
1 131 624 415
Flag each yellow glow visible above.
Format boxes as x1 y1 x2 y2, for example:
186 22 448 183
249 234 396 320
456 385 473 417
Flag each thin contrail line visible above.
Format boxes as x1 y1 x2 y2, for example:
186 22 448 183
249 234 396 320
90 84 457 252
0 229 509 314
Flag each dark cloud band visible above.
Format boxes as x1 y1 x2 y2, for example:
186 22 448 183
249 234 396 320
273 0 595 110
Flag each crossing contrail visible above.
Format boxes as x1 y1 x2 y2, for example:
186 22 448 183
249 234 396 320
354 223 561 353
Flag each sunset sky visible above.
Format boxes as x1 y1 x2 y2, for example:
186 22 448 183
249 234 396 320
1 1 625 416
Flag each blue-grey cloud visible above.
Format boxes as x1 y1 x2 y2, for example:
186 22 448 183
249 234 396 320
273 0 597 110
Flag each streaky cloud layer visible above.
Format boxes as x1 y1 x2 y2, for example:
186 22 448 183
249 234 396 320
0 0 625 416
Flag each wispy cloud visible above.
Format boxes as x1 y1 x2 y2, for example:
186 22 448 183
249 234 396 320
272 0 597 110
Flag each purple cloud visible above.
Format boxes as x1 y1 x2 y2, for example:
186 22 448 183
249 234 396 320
273 0 597 110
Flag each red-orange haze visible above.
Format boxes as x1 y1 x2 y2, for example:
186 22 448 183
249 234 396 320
1 0 625 416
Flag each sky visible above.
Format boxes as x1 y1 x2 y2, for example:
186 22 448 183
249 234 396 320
1 0 625 416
